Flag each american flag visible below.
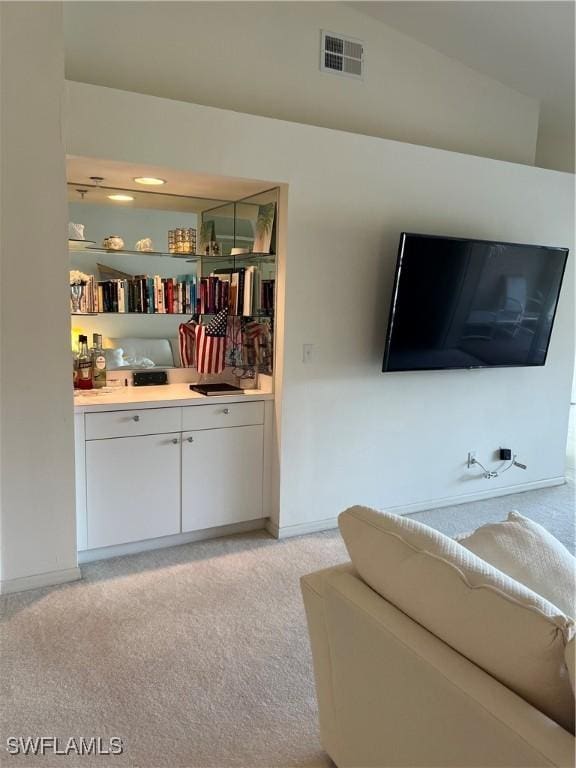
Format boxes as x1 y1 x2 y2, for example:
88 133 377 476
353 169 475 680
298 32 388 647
195 308 228 374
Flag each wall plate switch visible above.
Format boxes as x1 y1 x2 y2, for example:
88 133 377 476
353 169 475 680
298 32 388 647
302 343 314 363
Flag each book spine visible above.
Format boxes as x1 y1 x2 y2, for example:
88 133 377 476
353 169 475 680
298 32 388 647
130 280 137 313
199 279 207 314
147 278 155 313
153 276 162 314
237 268 245 316
167 278 174 313
118 280 125 313
243 266 253 317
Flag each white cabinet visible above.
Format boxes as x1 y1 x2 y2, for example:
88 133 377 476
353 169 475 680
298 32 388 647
181 425 263 531
78 399 268 555
86 433 181 548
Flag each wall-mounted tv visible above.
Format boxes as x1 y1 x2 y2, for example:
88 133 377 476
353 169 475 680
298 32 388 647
382 233 568 372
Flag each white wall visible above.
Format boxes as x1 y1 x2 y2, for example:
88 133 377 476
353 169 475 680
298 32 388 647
536 106 576 176
0 4 79 592
65 82 575 535
63 1 539 167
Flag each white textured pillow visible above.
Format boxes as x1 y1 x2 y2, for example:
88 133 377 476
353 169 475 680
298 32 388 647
459 511 575 618
339 505 575 732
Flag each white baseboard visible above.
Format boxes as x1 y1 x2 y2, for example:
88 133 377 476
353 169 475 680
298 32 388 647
389 476 566 516
274 476 566 539
0 566 82 595
79 518 267 563
274 518 339 538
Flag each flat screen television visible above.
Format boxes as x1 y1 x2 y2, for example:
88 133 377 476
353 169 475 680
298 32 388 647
382 233 568 372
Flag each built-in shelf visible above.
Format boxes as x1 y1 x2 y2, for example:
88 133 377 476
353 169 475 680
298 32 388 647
71 311 274 318
76 246 192 259
189 252 276 264
70 245 275 264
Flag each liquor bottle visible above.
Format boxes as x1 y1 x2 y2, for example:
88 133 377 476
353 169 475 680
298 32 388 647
91 333 107 388
73 351 79 389
77 335 93 390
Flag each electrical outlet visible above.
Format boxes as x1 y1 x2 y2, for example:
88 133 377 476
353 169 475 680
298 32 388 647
467 450 476 469
302 344 314 364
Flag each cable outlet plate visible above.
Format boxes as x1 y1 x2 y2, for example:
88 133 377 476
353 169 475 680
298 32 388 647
467 451 476 469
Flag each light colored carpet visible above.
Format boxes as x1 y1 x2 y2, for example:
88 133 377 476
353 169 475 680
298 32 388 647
1 408 574 767
1 532 345 768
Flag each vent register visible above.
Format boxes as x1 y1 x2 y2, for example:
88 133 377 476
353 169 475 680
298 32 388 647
321 31 364 79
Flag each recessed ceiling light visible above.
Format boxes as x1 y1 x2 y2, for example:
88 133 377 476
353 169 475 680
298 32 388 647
108 194 134 202
133 177 166 186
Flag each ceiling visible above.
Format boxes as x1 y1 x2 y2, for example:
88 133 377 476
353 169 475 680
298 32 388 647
354 1 574 163
66 156 277 206
67 183 227 214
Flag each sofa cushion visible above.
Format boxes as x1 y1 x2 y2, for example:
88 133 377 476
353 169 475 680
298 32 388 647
459 511 575 618
339 505 575 732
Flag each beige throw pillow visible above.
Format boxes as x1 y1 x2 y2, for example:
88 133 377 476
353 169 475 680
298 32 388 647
459 511 575 618
339 505 575 732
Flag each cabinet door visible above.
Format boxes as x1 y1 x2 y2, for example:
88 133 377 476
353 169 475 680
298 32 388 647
86 433 181 549
181 425 263 532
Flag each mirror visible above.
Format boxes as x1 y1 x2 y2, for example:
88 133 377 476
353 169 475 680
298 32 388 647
68 185 229 369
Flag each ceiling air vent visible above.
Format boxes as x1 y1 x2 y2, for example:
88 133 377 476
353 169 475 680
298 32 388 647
320 30 364 80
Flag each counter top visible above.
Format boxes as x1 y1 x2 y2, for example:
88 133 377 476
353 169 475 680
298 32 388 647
73 383 273 413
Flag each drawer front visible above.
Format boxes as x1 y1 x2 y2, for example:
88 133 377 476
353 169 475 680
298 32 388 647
85 407 181 440
182 400 264 431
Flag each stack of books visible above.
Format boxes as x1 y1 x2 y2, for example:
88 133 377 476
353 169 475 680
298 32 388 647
208 268 275 316
71 272 275 317
93 275 197 314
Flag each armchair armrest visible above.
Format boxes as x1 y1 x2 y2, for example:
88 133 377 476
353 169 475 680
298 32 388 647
302 566 574 767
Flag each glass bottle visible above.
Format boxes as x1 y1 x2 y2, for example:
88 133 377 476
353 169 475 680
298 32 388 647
77 335 93 390
73 346 79 389
91 333 107 388
73 333 84 389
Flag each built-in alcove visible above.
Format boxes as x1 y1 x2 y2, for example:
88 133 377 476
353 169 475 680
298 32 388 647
69 156 284 562
68 156 280 386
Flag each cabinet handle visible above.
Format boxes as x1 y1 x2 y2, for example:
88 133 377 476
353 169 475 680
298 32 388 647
187 436 194 443
223 408 230 415
132 415 140 422
171 438 179 444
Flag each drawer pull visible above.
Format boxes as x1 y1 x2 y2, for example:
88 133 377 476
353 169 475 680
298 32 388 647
132 415 140 422
187 436 194 443
223 408 230 415
171 438 179 445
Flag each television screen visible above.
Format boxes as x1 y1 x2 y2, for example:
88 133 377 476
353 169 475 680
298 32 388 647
382 233 568 372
